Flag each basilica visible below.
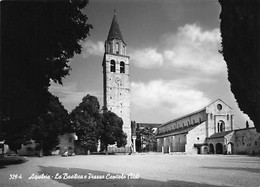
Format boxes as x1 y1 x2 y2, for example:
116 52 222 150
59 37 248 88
155 99 260 155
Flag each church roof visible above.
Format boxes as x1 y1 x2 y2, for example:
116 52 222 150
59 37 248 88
158 108 205 128
107 10 124 42
158 98 232 128
156 123 201 138
137 123 161 129
205 98 233 110
208 131 233 139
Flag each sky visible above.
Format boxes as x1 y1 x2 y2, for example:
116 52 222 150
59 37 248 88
49 0 253 129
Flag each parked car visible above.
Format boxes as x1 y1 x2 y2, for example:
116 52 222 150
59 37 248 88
68 150 75 156
62 150 75 157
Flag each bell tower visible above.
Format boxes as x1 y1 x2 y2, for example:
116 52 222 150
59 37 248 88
103 10 131 147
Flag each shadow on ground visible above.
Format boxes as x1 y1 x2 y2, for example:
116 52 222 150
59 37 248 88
0 156 28 169
38 166 230 187
201 166 260 173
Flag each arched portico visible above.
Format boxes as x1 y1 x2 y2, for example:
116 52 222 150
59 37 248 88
209 143 214 154
216 143 223 154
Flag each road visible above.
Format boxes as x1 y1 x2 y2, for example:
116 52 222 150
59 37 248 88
0 153 259 187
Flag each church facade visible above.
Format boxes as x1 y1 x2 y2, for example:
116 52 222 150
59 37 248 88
102 11 131 150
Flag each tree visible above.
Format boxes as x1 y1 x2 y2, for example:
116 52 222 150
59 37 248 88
70 95 101 154
27 93 72 156
1 1 92 145
4 93 71 155
219 0 260 132
4 133 25 154
100 111 127 154
136 127 156 152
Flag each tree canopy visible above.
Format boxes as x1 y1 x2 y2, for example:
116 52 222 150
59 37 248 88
100 111 127 152
219 0 260 132
70 95 102 153
26 93 72 156
70 95 127 154
0 1 92 142
136 127 156 152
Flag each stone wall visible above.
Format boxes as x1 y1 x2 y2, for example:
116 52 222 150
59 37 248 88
157 133 186 153
232 128 260 155
186 122 207 154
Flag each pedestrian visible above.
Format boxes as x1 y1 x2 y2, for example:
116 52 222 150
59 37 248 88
129 143 133 155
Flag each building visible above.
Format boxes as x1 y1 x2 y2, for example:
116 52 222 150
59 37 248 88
102 10 131 151
229 127 260 155
156 98 260 155
0 133 77 156
0 140 9 155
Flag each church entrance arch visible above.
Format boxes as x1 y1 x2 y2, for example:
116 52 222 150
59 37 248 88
203 146 208 154
197 147 201 154
209 144 214 154
216 143 223 154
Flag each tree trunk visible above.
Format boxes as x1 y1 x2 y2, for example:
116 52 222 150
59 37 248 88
39 139 43 157
105 146 108 155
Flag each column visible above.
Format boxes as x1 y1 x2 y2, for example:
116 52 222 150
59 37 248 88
132 136 136 153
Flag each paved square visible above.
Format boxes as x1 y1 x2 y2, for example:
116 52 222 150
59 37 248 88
0 154 259 187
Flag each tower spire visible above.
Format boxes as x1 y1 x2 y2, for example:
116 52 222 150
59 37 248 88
107 10 124 42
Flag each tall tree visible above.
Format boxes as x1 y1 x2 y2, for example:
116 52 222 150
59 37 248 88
70 95 102 154
100 111 127 154
1 1 92 143
26 93 72 156
219 0 260 132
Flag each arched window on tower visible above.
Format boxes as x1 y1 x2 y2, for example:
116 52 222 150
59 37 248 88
120 61 125 73
116 42 119 54
110 60 116 72
217 120 225 133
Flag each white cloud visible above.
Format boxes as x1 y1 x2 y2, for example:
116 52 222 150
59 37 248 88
162 24 226 74
82 40 104 58
131 79 210 116
49 82 102 112
129 24 225 74
129 48 163 69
